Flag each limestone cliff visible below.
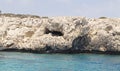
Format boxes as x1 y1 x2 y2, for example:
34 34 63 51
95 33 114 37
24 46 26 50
0 13 120 54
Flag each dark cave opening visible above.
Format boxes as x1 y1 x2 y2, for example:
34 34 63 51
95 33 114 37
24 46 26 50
45 28 63 36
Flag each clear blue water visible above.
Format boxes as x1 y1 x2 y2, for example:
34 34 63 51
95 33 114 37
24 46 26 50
0 52 120 71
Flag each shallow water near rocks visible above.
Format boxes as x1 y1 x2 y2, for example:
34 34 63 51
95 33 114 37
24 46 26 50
0 52 120 71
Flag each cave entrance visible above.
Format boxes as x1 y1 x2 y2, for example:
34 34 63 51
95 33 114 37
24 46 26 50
45 28 63 36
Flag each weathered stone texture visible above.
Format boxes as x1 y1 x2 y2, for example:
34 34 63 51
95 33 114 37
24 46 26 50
0 14 120 53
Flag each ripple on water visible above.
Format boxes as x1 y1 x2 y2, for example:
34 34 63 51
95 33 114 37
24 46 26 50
0 52 120 71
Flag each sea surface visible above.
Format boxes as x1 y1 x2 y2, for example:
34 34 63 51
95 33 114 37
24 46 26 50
0 52 120 71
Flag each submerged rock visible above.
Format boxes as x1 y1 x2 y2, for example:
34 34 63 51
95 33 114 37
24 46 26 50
0 13 120 54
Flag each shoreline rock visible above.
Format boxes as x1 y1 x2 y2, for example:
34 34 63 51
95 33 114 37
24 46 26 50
0 13 120 54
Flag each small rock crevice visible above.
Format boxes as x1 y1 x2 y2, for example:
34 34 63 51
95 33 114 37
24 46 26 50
45 28 63 36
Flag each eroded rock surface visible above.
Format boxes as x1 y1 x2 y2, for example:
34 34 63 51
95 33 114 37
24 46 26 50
0 13 120 53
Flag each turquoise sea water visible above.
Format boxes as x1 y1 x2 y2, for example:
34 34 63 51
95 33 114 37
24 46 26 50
0 52 120 71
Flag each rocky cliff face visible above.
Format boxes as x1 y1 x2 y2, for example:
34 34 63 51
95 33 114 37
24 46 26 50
0 13 120 53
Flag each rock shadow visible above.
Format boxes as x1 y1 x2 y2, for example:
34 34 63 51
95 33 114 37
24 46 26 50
72 35 90 51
